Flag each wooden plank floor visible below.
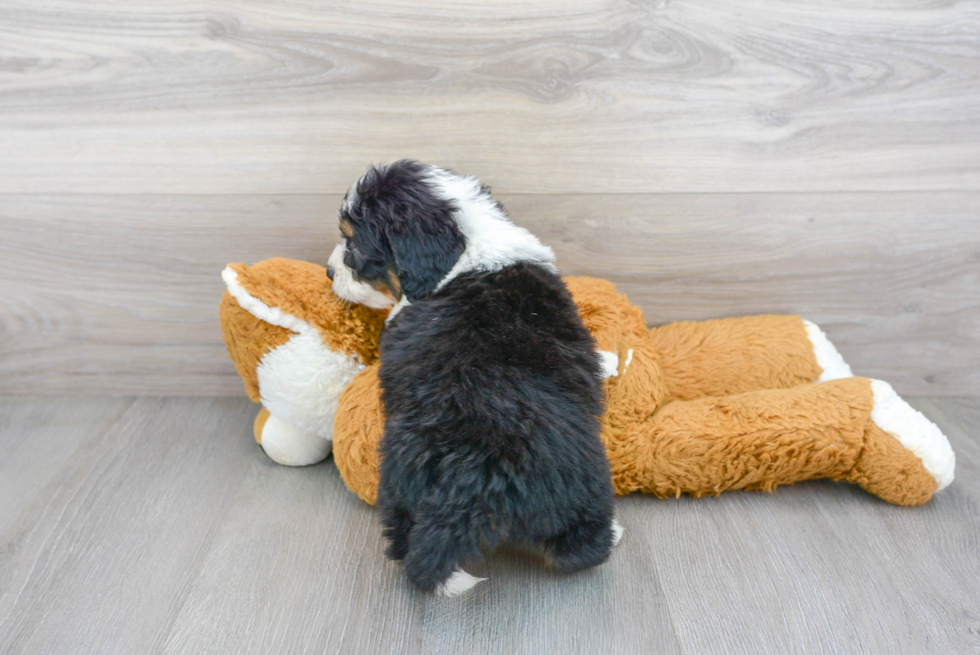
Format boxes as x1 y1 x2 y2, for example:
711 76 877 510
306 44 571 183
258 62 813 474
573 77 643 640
0 395 977 654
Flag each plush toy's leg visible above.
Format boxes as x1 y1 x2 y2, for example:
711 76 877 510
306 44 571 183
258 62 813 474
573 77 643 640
333 366 386 505
253 406 333 467
801 320 853 381
615 377 953 506
851 379 955 503
647 315 852 401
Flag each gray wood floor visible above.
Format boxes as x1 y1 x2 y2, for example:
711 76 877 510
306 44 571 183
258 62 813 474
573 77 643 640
0 395 977 654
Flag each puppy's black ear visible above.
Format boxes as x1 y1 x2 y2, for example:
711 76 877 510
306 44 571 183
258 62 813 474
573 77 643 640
387 207 465 302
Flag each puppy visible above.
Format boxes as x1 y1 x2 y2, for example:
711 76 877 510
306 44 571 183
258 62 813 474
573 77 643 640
329 160 620 596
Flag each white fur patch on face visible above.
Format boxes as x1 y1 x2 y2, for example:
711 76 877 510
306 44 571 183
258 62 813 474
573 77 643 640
425 167 557 290
328 243 396 310
870 379 955 491
802 319 853 381
437 568 487 598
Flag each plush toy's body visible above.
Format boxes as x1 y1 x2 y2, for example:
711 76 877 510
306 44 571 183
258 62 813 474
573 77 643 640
220 258 955 507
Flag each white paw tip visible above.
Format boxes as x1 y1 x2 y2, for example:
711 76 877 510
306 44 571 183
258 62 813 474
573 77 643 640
803 319 853 381
437 568 487 598
258 414 333 467
611 518 624 547
870 379 956 491
598 351 619 378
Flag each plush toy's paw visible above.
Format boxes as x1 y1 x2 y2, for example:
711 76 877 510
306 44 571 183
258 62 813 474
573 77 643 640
802 320 853 381
848 380 955 506
869 379 955 491
254 407 333 466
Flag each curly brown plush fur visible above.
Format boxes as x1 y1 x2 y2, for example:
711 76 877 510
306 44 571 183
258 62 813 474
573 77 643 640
219 259 954 508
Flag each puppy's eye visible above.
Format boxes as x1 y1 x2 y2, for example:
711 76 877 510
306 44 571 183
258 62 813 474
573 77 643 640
345 239 365 261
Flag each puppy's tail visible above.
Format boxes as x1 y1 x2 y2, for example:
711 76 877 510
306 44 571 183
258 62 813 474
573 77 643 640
403 496 492 597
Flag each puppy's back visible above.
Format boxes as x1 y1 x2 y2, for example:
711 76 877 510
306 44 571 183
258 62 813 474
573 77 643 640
377 262 616 592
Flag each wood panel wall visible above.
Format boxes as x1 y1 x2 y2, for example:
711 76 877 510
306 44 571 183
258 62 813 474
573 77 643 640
1 1 978 395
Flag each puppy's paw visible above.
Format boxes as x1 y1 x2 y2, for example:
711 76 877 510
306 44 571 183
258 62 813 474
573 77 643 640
598 351 619 378
437 568 487 598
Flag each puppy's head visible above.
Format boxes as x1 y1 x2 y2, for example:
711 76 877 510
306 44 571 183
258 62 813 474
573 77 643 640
329 160 556 310
328 160 465 308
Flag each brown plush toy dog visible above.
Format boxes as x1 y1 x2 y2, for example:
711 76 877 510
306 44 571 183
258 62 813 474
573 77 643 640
220 258 955 507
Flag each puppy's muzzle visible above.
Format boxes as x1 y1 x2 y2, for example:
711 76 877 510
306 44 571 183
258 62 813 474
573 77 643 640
327 243 396 309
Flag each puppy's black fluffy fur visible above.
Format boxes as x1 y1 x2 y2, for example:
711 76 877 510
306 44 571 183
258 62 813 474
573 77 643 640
341 160 465 301
342 161 616 593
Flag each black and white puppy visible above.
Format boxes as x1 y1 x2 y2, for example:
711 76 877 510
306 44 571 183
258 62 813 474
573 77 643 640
328 160 622 596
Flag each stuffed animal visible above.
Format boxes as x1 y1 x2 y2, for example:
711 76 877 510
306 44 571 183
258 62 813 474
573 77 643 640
220 258 955 507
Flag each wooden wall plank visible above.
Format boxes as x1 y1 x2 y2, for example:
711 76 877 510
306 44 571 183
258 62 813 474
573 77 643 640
0 0 977 193
1 192 976 395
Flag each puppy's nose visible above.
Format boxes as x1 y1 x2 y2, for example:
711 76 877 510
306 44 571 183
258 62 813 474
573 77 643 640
326 265 335 281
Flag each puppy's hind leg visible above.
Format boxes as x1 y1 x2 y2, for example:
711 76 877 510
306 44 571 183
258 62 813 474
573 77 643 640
544 517 616 574
402 495 490 597
380 505 414 562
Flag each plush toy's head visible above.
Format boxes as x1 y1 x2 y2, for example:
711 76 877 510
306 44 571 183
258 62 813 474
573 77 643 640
219 258 388 462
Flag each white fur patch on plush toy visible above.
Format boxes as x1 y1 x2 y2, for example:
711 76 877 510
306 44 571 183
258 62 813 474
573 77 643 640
224 266 313 335
223 266 366 442
598 351 619 378
803 319 853 381
870 379 955 491
257 331 365 441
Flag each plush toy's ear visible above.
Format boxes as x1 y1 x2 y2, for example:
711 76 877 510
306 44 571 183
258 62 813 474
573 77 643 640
385 206 466 302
